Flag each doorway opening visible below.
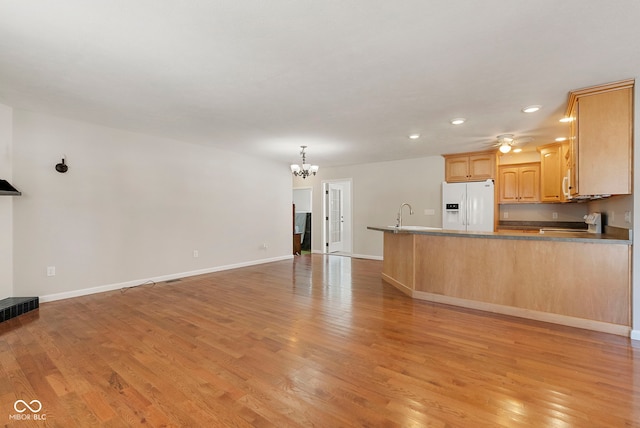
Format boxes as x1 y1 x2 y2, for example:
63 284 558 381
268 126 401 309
293 187 312 254
323 179 353 255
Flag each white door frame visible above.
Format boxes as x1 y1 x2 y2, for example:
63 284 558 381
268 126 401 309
322 179 353 254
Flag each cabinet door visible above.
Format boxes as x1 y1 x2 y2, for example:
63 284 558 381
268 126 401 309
539 146 562 202
578 87 632 195
562 143 570 201
468 154 495 180
499 167 519 203
518 164 540 203
445 157 470 182
569 102 579 197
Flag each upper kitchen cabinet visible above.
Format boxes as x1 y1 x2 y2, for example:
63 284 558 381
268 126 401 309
566 79 634 197
444 151 496 182
537 143 569 202
498 163 540 203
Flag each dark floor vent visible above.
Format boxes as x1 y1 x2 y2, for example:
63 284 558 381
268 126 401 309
0 297 39 323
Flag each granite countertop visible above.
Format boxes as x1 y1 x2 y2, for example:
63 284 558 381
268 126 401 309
367 225 632 245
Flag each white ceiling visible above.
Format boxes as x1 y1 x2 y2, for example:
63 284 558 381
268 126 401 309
1 1 639 168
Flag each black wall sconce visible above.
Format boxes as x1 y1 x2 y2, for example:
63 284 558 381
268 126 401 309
55 157 68 173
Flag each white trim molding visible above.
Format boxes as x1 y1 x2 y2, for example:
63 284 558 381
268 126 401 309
39 255 293 303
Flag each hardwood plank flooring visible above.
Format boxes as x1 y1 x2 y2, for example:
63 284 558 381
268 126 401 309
1 254 640 427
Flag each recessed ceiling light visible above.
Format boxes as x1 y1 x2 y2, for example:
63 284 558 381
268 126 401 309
522 105 541 113
559 117 573 123
555 137 567 142
408 134 420 140
450 118 466 125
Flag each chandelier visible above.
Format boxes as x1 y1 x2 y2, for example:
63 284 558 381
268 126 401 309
290 145 319 179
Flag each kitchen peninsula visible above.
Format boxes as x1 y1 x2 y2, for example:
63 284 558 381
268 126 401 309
368 226 631 336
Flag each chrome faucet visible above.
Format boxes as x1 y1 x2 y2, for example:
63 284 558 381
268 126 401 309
396 203 414 228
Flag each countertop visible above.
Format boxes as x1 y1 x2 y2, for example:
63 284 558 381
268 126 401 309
367 225 632 244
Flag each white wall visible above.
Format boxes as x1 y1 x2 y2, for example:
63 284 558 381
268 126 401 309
292 188 312 212
0 104 13 299
293 156 445 258
11 110 292 300
588 195 633 229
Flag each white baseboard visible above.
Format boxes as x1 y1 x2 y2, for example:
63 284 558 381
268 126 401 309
351 253 383 261
631 330 640 341
380 275 631 337
310 249 383 261
410 289 630 337
39 255 293 303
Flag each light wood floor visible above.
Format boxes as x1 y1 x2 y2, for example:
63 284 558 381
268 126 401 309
1 254 640 427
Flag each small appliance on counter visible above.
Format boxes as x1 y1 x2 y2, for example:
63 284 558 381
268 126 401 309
584 212 602 234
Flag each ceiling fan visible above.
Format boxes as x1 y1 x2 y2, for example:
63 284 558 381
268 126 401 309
487 134 534 153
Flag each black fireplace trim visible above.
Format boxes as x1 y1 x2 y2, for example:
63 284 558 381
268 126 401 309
0 297 39 323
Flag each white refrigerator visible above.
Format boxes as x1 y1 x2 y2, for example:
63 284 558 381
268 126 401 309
442 180 494 232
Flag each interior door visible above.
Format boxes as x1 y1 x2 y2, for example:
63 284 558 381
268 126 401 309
326 182 344 253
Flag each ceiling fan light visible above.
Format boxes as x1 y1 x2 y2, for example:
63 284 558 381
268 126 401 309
497 134 514 144
499 143 512 153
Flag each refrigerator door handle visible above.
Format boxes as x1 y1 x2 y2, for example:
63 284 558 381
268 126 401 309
466 195 470 226
461 195 466 226
464 195 469 226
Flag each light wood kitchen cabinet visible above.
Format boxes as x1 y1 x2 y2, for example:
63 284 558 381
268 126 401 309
568 101 579 198
538 143 569 202
566 79 633 197
444 151 496 182
499 163 540 203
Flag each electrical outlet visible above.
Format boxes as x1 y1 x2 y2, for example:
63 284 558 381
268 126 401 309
552 212 558 220
625 211 632 223
193 250 199 258
47 266 56 277
424 209 435 216
262 243 268 250
503 211 509 219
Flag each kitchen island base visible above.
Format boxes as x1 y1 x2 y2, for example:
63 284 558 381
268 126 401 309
380 231 630 336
